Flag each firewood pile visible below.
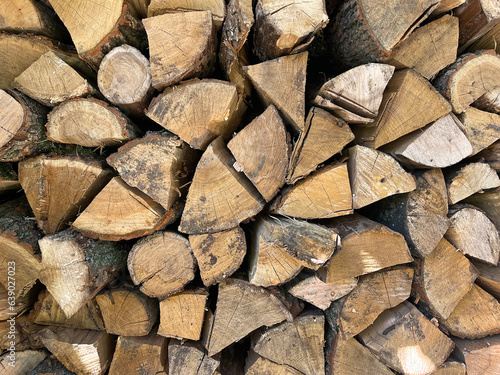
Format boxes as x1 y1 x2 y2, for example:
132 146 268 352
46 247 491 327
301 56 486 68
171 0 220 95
1 0 500 374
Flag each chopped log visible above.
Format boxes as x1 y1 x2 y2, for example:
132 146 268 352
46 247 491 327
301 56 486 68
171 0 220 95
358 301 454 375
287 272 345 310
251 312 325 375
287 107 354 184
431 0 467 16
13 51 96 107
179 137 265 234
253 0 328 60
354 69 452 148
446 162 500 204
2 314 46 351
143 11 216 91
97 45 153 117
0 90 49 162
440 284 500 339
95 288 157 336
0 163 20 195
243 52 307 132
28 354 78 375
128 231 195 299
72 177 180 241
270 163 352 219
48 0 147 69
189 226 247 287
313 63 395 123
453 335 500 375
46 98 140 148
328 0 439 68
0 350 47 375
457 107 500 155
382 15 459 79
383 114 473 168
445 205 500 265
147 79 246 150
348 145 416 209
475 140 500 170
107 132 197 211
431 361 467 375
169 339 220 375
0 283 37 320
109 332 167 375
0 197 42 297
413 238 479 320
474 86 500 113
148 0 226 29
465 22 500 54
158 288 208 340
29 290 105 330
40 327 115 375
246 352 303 375
204 278 292 356
227 105 289 202
472 259 500 298
434 50 500 114
19 154 112 235
38 229 128 318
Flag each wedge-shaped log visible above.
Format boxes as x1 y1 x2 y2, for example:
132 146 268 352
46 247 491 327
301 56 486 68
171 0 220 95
0 349 46 375
446 162 500 204
474 86 500 113
472 260 500 298
0 284 37 320
453 335 500 375
431 361 467 375
204 278 292 356
147 79 246 150
169 339 220 375
457 107 500 155
148 0 226 29
246 353 303 375
128 231 196 299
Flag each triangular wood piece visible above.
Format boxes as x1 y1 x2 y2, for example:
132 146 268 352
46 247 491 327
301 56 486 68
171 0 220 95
204 278 292 356
446 162 500 204
19 155 112 235
243 52 307 132
0 349 46 374
287 107 354 184
228 105 289 202
72 177 178 241
457 107 500 155
453 335 500 375
179 137 265 234
348 145 416 209
169 339 220 375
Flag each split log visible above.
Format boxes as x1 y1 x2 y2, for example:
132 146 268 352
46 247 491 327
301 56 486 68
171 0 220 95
0 163 20 195
109 332 167 375
0 350 47 375
270 163 353 219
204 278 292 356
358 301 454 375
38 229 128 318
72 177 180 241
107 132 197 211
287 272 344 310
227 105 289 202
246 353 303 375
143 11 216 91
445 205 500 265
0 283 37 320
354 69 452 148
128 231 195 299
189 226 247 287
457 107 500 155
446 162 500 204
147 79 246 150
19 154 112 235
158 288 208 340
97 45 153 117
13 51 96 107
169 339 220 375
431 361 467 375
465 23 500 54
28 354 78 375
472 260 500 298
148 0 226 29
95 288 157 336
1 314 46 351
475 140 500 171
453 335 500 375
243 52 307 132
253 0 328 60
287 107 354 184
179 137 265 234
434 50 500 114
474 86 500 113
46 98 140 148
0 197 42 297
348 145 416 209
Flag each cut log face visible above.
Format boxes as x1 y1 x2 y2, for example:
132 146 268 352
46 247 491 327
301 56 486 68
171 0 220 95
455 0 500 51
434 50 500 114
288 273 345 310
46 98 140 148
204 278 292 356
19 155 112 235
38 229 128 318
169 339 220 375
253 0 328 60
148 0 226 29
252 312 325 375
189 226 247 287
358 301 454 375
107 132 197 211
413 238 479 320
179 137 265 234
457 107 500 155
143 11 216 90
287 107 354 184
228 105 289 202
0 283 37 320
453 335 500 375
243 52 307 132
72 177 178 241
128 231 196 299
147 79 246 150
446 162 500 204
474 86 500 113
348 145 416 209
246 353 303 375
472 260 500 298
271 163 353 219
0 349 46 375
431 361 467 375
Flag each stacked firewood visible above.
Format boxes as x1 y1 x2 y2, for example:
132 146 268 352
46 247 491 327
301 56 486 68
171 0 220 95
1 0 500 374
